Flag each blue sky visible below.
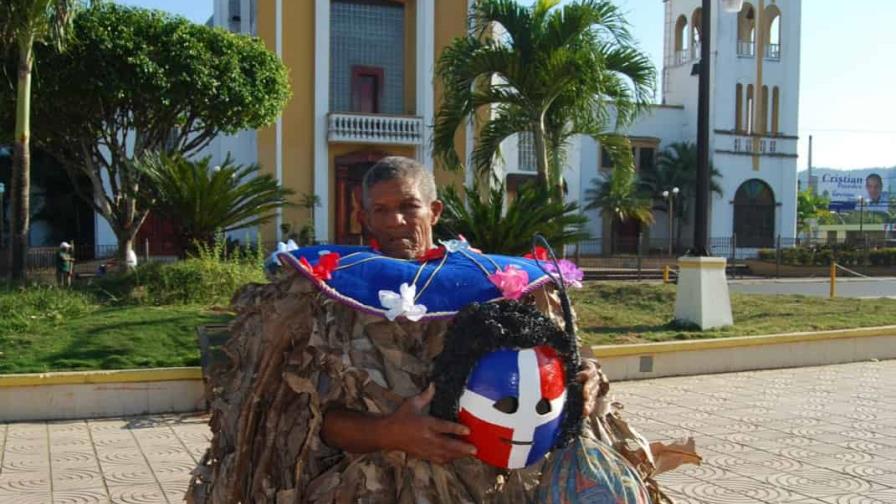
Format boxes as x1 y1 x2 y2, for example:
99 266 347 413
115 0 895 171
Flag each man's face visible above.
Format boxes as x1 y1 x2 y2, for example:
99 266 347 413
867 178 882 202
361 177 443 259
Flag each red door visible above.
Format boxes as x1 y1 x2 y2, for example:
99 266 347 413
136 212 180 256
334 151 388 245
351 66 383 114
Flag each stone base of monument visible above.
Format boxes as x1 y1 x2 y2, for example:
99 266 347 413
673 256 733 330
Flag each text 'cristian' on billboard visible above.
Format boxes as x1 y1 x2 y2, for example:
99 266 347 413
818 173 891 212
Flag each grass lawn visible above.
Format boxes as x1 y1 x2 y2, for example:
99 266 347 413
0 287 232 374
4 281 896 373
572 282 896 346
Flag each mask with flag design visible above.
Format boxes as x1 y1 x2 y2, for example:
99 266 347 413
430 300 583 470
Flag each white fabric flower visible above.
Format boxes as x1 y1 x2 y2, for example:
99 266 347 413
266 240 300 269
378 283 428 321
439 238 471 254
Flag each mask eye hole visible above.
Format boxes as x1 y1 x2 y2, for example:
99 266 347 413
536 398 551 415
493 396 519 414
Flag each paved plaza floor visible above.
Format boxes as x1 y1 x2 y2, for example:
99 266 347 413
1 360 895 503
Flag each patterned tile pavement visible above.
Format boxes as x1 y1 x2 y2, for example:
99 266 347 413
0 360 894 503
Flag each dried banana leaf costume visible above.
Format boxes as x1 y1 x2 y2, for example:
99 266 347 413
189 244 692 503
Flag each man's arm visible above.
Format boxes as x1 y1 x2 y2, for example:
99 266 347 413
321 384 477 465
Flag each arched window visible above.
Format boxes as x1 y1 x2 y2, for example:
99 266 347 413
746 84 755 134
674 15 689 63
735 83 743 132
761 85 769 134
737 3 756 57
734 179 775 247
771 87 780 134
765 5 781 59
691 8 703 59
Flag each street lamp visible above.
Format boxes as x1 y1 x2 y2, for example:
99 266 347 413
675 0 740 330
693 0 743 255
662 187 680 255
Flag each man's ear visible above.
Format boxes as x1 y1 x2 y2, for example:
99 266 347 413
430 199 444 225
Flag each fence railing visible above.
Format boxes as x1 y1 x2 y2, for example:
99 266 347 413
571 236 896 260
327 113 424 145
5 235 895 280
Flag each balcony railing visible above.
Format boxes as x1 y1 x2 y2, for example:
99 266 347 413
765 43 781 60
737 40 755 57
674 48 690 65
327 113 424 145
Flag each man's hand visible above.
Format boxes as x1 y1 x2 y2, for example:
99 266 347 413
380 384 477 465
576 359 607 417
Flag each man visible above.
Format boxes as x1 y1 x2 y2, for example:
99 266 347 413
322 157 600 464
866 173 884 206
56 242 74 287
191 157 668 503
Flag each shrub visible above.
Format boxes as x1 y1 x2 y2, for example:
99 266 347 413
94 239 266 306
756 246 896 268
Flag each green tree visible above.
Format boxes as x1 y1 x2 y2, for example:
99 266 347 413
640 142 723 247
433 0 654 198
3 3 290 270
796 189 830 235
436 182 588 255
0 0 77 281
584 168 654 254
136 154 294 255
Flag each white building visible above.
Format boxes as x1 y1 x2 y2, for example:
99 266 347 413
206 0 801 253
501 0 801 255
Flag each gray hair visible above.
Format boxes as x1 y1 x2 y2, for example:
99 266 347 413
362 156 437 208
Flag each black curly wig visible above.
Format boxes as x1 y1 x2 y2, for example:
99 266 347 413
429 300 584 451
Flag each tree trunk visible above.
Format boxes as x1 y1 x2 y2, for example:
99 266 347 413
549 137 564 202
9 39 35 282
532 115 550 193
116 230 137 273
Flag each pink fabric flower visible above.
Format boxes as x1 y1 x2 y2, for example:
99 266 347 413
545 259 584 288
488 265 530 300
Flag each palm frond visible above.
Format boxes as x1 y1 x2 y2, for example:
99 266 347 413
135 153 294 248
436 181 588 255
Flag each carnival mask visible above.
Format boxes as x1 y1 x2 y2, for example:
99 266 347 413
458 345 568 469
430 301 583 470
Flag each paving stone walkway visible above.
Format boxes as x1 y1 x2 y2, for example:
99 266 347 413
1 360 894 503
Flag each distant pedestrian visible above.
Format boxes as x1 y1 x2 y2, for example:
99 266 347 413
56 242 74 287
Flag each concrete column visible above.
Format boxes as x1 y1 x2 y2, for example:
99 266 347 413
314 0 331 241
416 0 435 170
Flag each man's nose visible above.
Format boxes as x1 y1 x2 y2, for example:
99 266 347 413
384 211 407 227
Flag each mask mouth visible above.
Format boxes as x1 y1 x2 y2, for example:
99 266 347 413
501 438 533 446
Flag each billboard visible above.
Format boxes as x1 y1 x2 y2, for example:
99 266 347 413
817 172 891 212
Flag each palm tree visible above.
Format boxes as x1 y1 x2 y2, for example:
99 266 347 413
136 154 294 256
0 0 77 281
640 142 723 249
796 189 830 237
436 182 588 256
433 0 655 198
584 168 654 254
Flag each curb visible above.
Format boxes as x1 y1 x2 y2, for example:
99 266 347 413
0 367 202 388
0 367 205 422
3 325 895 420
591 325 896 381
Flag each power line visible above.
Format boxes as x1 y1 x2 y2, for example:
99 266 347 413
803 128 896 135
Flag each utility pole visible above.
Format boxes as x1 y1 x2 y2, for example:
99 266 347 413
808 135 813 194
693 0 712 256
